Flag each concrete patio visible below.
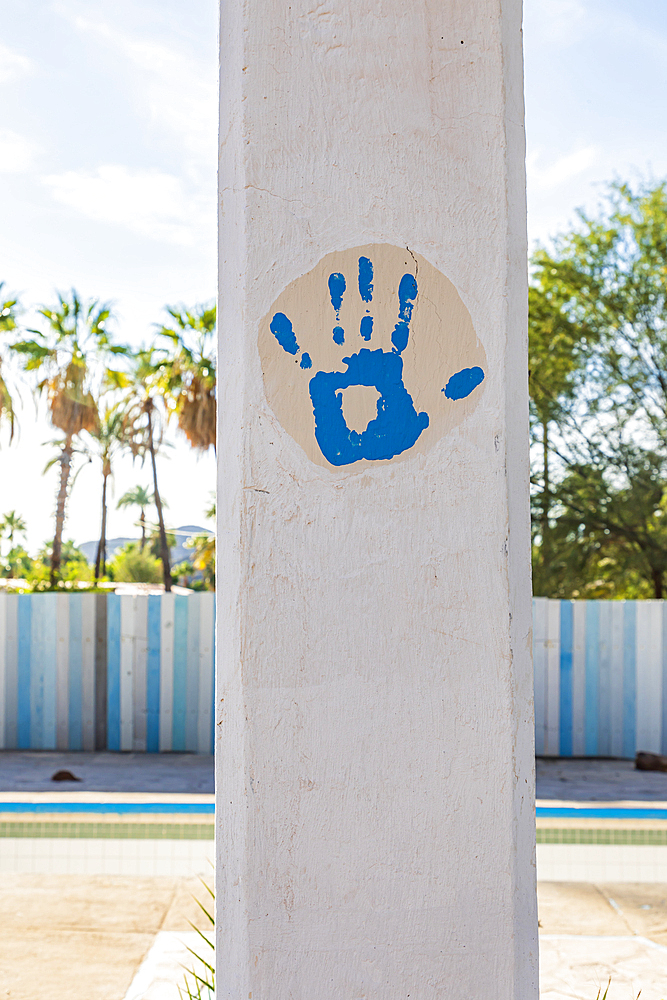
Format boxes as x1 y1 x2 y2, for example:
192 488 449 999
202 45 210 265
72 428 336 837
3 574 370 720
3 755 667 998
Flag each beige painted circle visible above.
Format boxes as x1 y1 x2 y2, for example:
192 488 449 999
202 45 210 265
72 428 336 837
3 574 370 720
259 244 487 472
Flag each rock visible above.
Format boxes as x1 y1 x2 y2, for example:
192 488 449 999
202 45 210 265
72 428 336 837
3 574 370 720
50 770 82 782
635 751 667 772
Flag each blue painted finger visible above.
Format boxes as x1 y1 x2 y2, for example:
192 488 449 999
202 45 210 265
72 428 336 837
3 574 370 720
358 257 373 303
328 272 346 343
270 313 299 355
443 366 485 400
358 256 374 340
270 312 312 369
391 273 418 353
328 272 346 313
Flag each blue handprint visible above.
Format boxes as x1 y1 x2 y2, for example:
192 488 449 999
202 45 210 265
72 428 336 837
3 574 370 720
269 256 485 467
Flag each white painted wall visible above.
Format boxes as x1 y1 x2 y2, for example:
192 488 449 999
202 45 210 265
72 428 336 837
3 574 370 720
217 0 537 996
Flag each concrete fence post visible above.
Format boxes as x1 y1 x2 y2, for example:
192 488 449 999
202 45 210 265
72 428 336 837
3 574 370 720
217 0 537 995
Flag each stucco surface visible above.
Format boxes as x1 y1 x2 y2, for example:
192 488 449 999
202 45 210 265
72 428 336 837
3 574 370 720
217 0 536 996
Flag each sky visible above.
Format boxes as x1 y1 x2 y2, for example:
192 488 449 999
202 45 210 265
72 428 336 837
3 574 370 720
1 0 667 551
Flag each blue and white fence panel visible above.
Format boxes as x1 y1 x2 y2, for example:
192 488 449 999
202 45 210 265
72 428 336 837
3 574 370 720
533 598 667 759
4 593 667 758
0 592 215 753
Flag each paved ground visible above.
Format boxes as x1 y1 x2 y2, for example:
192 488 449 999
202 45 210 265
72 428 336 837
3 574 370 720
0 751 214 793
0 874 213 1000
537 756 667 802
538 882 667 998
0 753 214 997
537 759 667 997
4 755 667 998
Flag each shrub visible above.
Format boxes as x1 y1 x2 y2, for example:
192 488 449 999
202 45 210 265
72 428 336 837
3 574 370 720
108 542 163 583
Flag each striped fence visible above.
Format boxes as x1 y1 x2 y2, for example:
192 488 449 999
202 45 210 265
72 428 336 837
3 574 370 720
0 592 215 754
2 593 665 758
534 598 667 759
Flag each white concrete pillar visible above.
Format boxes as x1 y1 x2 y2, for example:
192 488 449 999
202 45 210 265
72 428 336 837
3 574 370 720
217 1 537 997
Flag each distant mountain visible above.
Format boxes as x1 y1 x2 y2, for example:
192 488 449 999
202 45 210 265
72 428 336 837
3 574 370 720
78 525 212 565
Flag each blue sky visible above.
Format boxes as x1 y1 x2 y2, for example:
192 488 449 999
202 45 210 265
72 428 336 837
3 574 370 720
1 0 667 549
524 0 667 239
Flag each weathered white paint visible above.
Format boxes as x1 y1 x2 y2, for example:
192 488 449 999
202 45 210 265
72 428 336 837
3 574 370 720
609 600 625 759
546 599 561 756
198 592 215 755
0 594 6 749
55 592 69 750
533 597 547 757
159 593 175 752
636 601 663 754
133 595 148 752
572 600 587 757
81 594 96 752
217 0 537 997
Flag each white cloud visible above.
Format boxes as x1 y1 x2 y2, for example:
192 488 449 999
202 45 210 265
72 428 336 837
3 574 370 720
0 41 34 84
527 145 599 192
43 164 209 245
0 129 38 173
59 11 217 175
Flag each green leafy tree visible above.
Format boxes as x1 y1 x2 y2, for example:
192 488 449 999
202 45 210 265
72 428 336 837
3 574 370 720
0 546 33 581
29 540 93 586
528 269 599 594
529 179 667 597
539 445 667 598
11 290 125 585
108 541 162 584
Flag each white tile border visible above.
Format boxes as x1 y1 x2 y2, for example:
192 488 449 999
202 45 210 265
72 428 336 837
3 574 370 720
0 838 214 876
538 843 667 882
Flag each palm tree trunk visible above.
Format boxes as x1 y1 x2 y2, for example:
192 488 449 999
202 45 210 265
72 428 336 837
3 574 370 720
146 404 171 592
652 567 664 600
94 472 109 580
541 416 551 568
7 529 14 579
139 509 146 550
51 435 73 587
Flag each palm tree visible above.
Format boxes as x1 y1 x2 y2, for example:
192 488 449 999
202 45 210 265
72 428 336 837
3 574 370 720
116 484 159 551
1 510 26 548
157 303 216 452
0 284 20 443
0 511 27 579
90 404 127 579
120 349 172 591
11 290 124 586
